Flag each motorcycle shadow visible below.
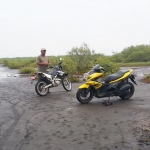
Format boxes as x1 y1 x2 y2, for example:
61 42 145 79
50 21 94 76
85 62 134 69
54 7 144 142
77 97 134 107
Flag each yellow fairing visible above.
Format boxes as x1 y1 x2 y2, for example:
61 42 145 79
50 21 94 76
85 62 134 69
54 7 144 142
88 73 103 80
79 81 102 89
109 69 132 83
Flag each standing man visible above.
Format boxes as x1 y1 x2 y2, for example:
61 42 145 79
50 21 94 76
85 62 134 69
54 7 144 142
36 48 50 73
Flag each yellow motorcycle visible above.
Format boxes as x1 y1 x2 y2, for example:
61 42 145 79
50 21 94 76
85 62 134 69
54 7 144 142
76 64 137 105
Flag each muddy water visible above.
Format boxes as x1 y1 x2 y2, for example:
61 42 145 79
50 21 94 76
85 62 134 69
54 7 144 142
120 66 150 79
0 64 150 79
0 65 19 78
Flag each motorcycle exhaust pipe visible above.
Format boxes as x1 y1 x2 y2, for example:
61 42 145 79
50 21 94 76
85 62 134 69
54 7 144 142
118 84 131 95
121 90 130 95
44 84 52 89
119 84 131 91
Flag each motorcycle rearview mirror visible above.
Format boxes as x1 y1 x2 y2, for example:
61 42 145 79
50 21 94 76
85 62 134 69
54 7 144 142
106 64 110 67
49 66 54 68
59 58 63 64
100 67 105 71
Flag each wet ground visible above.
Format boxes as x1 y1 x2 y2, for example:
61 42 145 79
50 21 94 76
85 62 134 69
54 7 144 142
0 65 150 150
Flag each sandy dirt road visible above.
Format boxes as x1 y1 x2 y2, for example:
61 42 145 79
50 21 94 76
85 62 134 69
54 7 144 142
0 66 150 150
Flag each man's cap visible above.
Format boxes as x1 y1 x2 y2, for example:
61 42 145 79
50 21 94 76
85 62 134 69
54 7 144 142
41 48 46 51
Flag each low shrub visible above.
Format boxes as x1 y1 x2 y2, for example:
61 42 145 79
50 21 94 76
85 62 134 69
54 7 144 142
70 76 80 82
141 74 150 83
19 67 36 74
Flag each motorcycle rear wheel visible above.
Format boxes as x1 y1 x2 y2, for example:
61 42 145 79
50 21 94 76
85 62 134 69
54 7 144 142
35 81 49 96
62 77 72 91
119 82 135 99
76 88 93 104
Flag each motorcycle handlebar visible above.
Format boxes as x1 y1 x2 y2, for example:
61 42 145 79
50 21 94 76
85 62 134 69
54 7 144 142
100 67 106 72
49 62 63 68
59 62 63 65
49 66 54 68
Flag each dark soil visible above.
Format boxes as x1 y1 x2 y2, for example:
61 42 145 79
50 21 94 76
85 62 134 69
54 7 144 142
0 65 150 150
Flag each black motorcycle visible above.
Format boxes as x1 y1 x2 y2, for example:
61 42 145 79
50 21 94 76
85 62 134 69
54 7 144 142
31 59 72 96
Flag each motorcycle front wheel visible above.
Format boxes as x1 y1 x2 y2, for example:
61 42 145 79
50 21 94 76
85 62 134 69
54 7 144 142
119 82 135 99
76 88 94 104
35 81 49 96
62 77 72 91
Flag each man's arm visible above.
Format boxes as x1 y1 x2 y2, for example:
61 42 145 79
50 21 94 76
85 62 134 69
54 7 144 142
36 62 49 66
36 56 50 66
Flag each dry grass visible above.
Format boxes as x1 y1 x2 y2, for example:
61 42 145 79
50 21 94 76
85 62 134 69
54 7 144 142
141 74 150 83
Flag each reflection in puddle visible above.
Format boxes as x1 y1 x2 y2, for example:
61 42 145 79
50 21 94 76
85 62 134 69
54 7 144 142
139 105 150 109
0 65 19 78
0 74 20 78
0 65 150 79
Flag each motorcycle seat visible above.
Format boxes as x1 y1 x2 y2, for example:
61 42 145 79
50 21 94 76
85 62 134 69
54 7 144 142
104 69 130 83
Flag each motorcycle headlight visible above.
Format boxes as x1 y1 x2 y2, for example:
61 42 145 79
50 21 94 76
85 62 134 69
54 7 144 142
58 71 64 76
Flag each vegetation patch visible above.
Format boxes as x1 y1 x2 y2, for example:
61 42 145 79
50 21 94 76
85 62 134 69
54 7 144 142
141 74 150 83
0 44 150 82
19 67 36 74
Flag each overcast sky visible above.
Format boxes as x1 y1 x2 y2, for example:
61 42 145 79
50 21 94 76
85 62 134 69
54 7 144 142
1 0 150 58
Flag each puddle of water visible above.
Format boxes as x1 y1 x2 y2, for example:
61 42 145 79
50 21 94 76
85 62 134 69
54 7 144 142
0 65 149 79
0 64 19 78
121 66 150 78
139 105 150 109
0 74 20 78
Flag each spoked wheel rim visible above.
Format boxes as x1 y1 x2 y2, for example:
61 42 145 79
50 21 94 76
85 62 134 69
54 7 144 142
62 77 72 91
36 81 48 96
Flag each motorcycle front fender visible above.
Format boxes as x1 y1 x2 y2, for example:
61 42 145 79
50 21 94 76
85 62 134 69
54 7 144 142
79 81 102 89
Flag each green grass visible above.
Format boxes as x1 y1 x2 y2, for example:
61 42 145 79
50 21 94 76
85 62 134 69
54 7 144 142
0 57 150 83
19 67 36 74
0 57 36 69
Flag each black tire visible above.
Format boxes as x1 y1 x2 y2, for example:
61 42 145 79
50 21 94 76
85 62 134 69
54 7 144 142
62 77 72 91
35 81 49 96
119 82 135 100
76 88 94 104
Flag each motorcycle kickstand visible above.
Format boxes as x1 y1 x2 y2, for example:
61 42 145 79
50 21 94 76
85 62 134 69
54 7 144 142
102 96 112 106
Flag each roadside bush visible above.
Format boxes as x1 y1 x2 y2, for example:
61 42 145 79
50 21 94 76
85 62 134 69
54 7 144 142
0 57 36 69
19 67 36 74
141 74 150 83
94 57 119 77
60 56 79 82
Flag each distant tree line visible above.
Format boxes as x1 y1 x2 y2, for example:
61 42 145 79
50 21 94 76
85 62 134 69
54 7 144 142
110 44 150 63
0 43 150 78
